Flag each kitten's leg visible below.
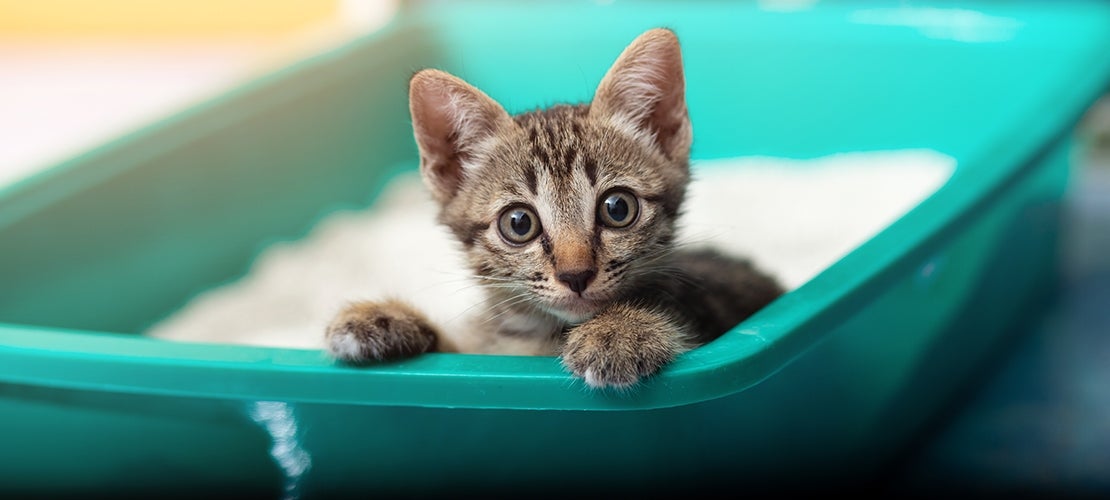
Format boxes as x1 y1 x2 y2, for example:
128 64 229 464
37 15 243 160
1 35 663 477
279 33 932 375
561 249 784 389
560 303 693 389
666 248 784 344
325 298 452 363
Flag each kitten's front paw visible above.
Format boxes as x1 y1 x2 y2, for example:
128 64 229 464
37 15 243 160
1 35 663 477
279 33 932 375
560 305 688 389
325 299 438 363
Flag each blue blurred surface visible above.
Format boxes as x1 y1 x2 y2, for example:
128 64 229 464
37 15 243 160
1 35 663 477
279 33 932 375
893 113 1110 497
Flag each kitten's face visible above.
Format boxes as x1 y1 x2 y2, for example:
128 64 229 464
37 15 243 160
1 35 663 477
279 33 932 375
409 29 691 324
445 106 687 323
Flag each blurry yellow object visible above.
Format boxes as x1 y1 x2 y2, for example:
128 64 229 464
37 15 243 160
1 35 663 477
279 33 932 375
0 0 342 36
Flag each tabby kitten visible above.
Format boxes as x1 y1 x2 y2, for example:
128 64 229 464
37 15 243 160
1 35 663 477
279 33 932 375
325 28 783 389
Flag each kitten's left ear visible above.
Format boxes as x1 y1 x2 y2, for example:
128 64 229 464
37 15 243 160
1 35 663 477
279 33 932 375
590 28 691 161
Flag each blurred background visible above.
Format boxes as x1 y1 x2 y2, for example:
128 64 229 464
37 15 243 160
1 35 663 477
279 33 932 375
1 0 1108 496
0 0 398 187
892 93 1110 495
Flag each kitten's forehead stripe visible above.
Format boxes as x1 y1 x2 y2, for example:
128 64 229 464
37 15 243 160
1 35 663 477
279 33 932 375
523 165 538 195
515 104 592 184
544 121 558 148
583 157 598 186
531 141 550 166
563 148 577 175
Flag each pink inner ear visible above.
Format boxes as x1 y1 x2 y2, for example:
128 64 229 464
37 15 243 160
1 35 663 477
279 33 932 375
409 78 465 201
408 70 511 202
591 29 690 160
647 64 688 160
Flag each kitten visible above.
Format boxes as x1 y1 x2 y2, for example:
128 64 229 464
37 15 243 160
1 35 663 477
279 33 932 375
325 28 783 389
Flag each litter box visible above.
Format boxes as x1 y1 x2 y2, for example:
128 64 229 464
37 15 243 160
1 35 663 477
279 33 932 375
2 1 1109 496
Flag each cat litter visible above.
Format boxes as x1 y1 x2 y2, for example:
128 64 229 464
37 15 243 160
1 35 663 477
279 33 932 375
146 149 954 349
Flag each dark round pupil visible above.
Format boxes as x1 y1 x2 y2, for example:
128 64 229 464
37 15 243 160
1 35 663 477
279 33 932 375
606 195 629 221
510 211 532 236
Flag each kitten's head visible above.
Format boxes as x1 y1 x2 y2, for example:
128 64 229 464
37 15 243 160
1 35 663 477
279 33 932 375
409 28 691 324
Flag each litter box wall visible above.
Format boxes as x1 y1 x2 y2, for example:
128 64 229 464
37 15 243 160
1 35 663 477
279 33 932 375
0 26 443 334
2 1 1109 495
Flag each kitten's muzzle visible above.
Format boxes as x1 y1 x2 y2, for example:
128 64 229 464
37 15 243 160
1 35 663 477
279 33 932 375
557 269 597 295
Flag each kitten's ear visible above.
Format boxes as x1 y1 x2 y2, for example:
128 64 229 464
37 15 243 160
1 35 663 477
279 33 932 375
590 28 691 161
409 69 514 203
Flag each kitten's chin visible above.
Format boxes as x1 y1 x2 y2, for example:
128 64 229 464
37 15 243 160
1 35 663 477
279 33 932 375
546 297 603 325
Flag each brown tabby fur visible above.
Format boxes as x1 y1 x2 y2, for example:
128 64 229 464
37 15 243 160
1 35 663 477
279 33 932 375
326 28 783 389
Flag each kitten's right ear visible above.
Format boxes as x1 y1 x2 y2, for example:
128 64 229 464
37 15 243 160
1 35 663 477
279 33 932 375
409 69 513 203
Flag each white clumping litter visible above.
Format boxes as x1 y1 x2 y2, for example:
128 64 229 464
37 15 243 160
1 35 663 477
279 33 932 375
679 150 955 288
146 150 955 349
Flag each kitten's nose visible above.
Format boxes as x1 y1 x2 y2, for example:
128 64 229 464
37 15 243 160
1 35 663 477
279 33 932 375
557 269 597 294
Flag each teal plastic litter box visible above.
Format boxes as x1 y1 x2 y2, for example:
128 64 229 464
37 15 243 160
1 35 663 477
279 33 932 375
2 1 1110 495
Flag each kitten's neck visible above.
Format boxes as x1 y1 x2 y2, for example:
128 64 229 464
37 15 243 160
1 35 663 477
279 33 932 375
481 287 568 339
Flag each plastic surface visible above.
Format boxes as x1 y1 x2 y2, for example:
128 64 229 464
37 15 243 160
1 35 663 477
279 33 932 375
1 0 1109 494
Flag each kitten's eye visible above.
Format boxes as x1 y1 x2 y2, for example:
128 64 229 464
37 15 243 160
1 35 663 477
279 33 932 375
598 189 639 228
498 205 542 244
